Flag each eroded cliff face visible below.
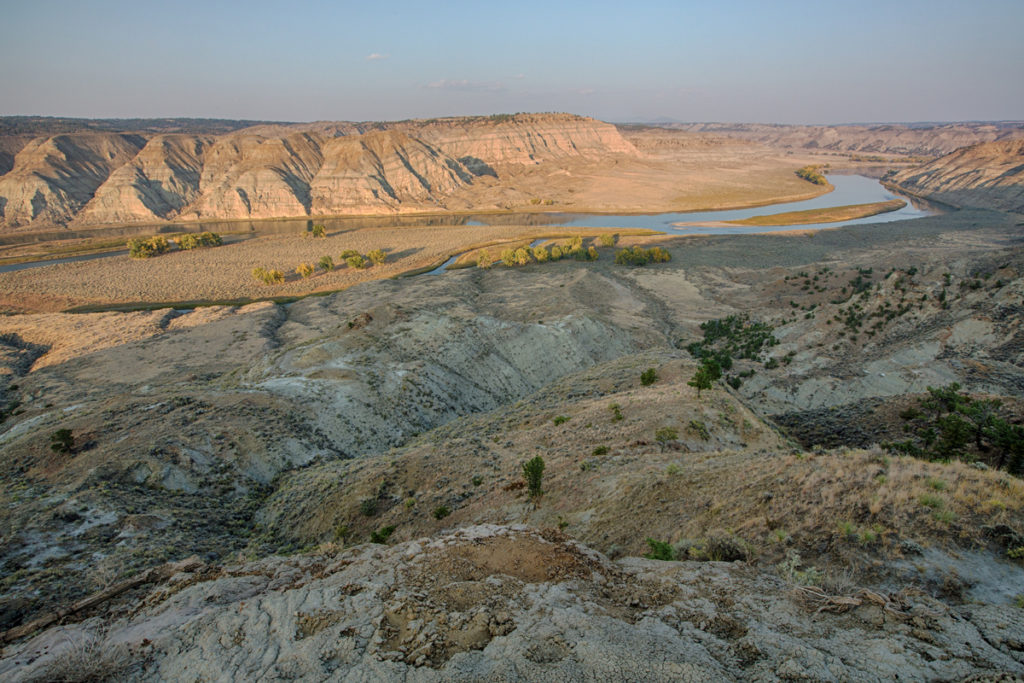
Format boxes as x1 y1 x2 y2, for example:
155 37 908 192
892 138 1024 212
0 114 638 229
0 133 145 227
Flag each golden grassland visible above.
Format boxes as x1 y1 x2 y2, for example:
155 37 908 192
0 224 660 313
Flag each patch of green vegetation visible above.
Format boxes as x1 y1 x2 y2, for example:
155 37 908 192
432 505 451 520
252 267 285 285
609 403 623 422
614 245 671 266
310 224 327 237
176 231 223 249
686 314 777 367
655 427 678 449
687 420 709 441
369 525 396 544
50 428 74 454
640 368 658 386
553 415 570 426
592 445 609 456
795 165 827 185
522 456 545 498
644 538 675 561
883 383 1024 473
360 498 378 517
127 235 170 258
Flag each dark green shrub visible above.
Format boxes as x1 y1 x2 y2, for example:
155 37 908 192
640 368 657 386
50 428 74 454
432 505 451 520
553 415 570 425
645 538 675 561
345 254 366 269
360 498 378 517
318 255 334 272
370 525 395 543
592 445 609 456
522 456 545 498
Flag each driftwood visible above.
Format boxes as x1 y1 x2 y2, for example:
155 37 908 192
792 585 912 615
1 556 203 644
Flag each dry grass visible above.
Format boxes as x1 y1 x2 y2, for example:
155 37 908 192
725 199 907 226
255 358 1024 571
0 224 656 313
27 632 133 682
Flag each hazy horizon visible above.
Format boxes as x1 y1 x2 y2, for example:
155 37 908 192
2 0 1022 125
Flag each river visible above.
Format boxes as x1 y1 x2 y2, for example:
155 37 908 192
0 175 935 275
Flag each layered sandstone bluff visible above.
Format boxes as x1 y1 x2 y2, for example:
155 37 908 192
892 138 1024 212
0 114 636 229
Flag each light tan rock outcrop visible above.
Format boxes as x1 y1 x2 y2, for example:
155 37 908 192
0 133 144 227
0 114 639 229
892 138 1024 212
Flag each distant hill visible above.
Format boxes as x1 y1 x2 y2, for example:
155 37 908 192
632 121 1024 158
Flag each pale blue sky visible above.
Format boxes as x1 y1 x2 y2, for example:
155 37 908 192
1 0 1021 123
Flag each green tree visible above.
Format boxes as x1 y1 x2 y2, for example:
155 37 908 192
368 248 387 265
501 249 516 267
318 255 334 272
533 246 550 262
688 366 713 397
477 248 493 269
522 456 545 499
514 247 532 266
345 254 366 269
311 224 327 237
640 368 658 386
296 263 315 278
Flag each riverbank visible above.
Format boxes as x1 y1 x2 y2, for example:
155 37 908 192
675 198 907 228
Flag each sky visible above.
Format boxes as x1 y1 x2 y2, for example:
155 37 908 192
1 0 1022 124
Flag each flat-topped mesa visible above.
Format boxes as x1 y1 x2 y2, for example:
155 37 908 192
0 113 638 229
892 138 1024 212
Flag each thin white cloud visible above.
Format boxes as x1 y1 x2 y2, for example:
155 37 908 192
365 53 389 61
511 73 526 80
425 79 505 92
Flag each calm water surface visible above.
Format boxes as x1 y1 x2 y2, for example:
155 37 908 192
0 176 935 274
